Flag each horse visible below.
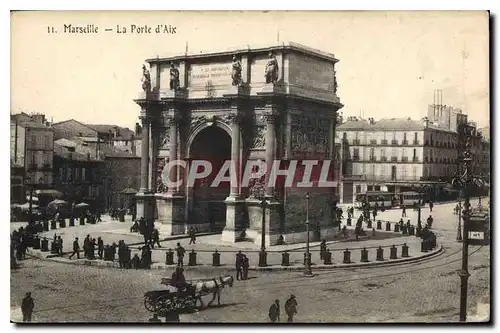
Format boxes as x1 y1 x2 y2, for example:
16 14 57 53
193 275 234 308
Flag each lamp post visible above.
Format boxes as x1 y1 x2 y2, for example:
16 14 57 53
304 192 313 276
457 190 463 241
260 197 267 251
452 123 473 322
24 177 34 224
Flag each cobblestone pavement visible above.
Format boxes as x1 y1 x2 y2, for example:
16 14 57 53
11 199 490 322
11 241 489 323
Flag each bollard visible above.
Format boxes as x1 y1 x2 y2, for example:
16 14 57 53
420 240 428 252
376 220 382 230
258 249 267 267
394 224 400 233
188 250 197 266
367 220 372 229
50 220 57 230
281 251 290 266
372 228 376 236
360 248 369 262
415 227 421 238
212 250 221 266
69 217 75 227
343 249 351 264
390 245 398 259
385 221 391 231
323 250 332 265
376 246 384 261
431 237 437 249
43 220 49 232
33 237 41 250
409 225 415 236
50 240 57 254
41 238 49 252
346 218 352 226
59 219 66 228
402 243 409 257
79 217 85 225
165 249 174 265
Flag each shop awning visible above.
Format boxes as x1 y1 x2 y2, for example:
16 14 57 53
36 189 63 197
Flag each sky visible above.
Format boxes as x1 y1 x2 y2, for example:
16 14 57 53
10 11 490 130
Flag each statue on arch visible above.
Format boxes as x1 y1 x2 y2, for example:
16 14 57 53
333 70 338 94
169 62 180 90
265 52 279 84
231 55 243 86
141 64 151 93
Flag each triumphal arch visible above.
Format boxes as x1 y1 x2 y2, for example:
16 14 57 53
134 42 343 246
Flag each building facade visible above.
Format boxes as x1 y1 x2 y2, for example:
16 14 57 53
53 141 106 212
336 117 458 204
134 42 343 245
11 113 54 200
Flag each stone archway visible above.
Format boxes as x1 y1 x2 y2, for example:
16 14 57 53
189 125 232 232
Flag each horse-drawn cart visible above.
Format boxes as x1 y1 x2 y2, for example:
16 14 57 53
144 288 197 316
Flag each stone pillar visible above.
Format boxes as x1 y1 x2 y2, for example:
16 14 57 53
167 117 178 194
264 114 276 198
140 115 150 193
229 114 241 198
284 112 292 159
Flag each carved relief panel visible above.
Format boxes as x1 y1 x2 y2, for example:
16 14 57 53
291 114 331 157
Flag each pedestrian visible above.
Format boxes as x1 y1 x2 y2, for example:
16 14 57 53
429 201 434 212
21 292 34 322
188 227 196 245
176 243 185 267
235 251 243 281
131 254 140 269
242 255 249 280
268 300 280 322
402 206 406 217
320 240 326 260
69 237 80 259
148 313 162 323
342 225 348 238
97 237 104 260
152 229 161 248
285 294 298 323
83 234 90 259
57 236 63 256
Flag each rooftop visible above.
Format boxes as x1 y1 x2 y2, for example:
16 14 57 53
147 41 338 64
337 117 457 133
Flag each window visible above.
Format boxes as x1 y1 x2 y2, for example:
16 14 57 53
353 148 360 160
412 166 417 178
356 185 361 193
392 131 396 140
414 132 418 143
402 149 407 158
370 148 375 160
413 149 416 159
371 164 375 177
403 133 407 144
82 168 86 181
374 186 381 191
392 148 397 158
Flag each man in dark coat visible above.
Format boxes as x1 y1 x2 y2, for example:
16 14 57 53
69 237 80 259
268 300 280 322
402 206 407 217
97 237 104 260
242 255 249 280
320 240 327 260
235 251 243 281
152 229 161 249
285 294 298 323
21 292 34 322
83 234 91 259
188 227 196 245
429 201 434 212
176 243 185 267
57 236 63 256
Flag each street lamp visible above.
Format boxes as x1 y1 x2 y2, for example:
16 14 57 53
451 123 474 322
457 190 463 241
304 192 313 276
260 197 267 251
24 176 43 224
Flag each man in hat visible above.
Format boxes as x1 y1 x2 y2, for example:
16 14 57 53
21 292 34 322
176 242 185 267
268 299 280 322
69 237 80 259
285 294 298 323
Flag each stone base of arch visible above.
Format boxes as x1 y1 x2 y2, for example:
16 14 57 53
221 197 246 243
155 193 186 236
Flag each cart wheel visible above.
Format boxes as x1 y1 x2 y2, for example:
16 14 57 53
158 296 176 313
143 296 156 312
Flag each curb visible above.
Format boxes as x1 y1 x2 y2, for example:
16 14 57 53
26 244 443 272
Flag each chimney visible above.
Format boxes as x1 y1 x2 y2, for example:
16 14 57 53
131 138 136 155
31 113 46 125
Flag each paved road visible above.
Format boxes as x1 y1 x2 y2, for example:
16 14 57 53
11 199 490 323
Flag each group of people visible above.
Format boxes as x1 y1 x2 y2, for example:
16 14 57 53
235 251 250 280
268 295 298 323
11 226 33 267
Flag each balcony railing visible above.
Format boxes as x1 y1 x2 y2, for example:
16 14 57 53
352 156 360 161
401 156 409 162
402 140 408 145
413 140 420 145
380 156 387 162
369 156 376 161
391 140 398 145
390 156 398 162
344 174 423 181
381 139 388 145
370 139 377 145
412 156 419 162
352 139 360 145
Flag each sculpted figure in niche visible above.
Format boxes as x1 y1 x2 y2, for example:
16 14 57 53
169 62 180 90
141 65 151 93
333 70 338 94
252 126 266 149
265 52 279 84
231 55 243 86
